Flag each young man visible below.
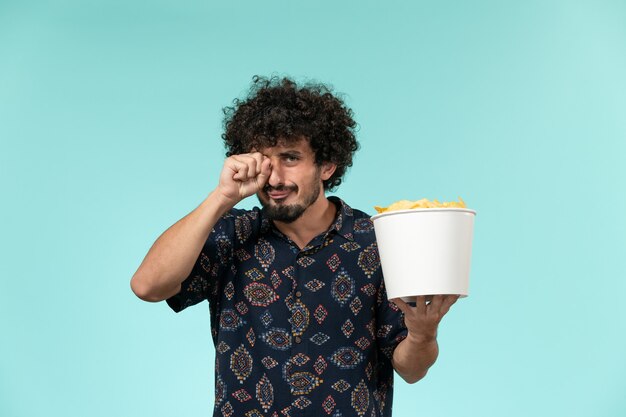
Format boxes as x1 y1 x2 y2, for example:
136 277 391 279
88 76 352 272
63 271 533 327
131 76 458 417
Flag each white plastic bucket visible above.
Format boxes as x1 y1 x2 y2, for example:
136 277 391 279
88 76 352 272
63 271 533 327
371 208 476 302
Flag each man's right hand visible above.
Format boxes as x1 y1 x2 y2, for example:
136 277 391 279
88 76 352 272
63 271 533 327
131 152 271 302
216 152 272 206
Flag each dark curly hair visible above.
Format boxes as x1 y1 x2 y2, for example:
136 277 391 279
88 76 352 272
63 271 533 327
222 75 359 191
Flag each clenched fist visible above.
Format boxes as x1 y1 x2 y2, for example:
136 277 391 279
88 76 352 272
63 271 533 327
216 152 272 206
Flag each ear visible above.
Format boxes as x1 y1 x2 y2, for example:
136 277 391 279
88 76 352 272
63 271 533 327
320 162 337 181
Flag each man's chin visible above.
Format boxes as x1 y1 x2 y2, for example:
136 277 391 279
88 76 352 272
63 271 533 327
268 198 288 205
262 204 306 223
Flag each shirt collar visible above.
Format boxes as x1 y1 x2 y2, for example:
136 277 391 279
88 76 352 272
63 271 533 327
259 196 355 242
326 196 355 241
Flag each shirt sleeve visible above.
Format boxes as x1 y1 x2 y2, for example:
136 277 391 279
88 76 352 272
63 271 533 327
375 279 408 360
165 214 235 313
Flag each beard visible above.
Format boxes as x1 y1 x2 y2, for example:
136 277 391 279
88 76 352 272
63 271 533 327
258 172 322 223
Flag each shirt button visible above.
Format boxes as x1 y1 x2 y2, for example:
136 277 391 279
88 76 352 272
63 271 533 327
294 336 302 344
295 290 302 298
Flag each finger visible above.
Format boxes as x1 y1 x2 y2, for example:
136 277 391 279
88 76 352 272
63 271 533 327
250 152 265 175
429 295 445 312
229 156 248 181
232 155 255 181
255 157 272 189
235 152 263 179
414 295 428 314
228 158 250 181
439 295 459 316
242 153 260 176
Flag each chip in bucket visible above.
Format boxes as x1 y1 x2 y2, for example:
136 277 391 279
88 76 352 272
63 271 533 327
374 197 466 213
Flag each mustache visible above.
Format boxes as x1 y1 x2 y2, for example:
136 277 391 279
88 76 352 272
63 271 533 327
263 184 298 193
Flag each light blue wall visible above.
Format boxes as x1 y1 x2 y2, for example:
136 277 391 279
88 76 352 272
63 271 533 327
1 1 625 416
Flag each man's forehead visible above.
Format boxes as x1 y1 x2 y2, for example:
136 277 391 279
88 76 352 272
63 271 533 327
255 137 313 155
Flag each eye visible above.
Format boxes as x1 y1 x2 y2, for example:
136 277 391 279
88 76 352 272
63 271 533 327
284 155 300 163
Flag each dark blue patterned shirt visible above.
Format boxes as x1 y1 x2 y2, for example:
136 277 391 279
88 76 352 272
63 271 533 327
167 197 408 417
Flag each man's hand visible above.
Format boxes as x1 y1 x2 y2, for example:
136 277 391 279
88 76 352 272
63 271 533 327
390 295 459 383
131 152 271 302
217 152 272 206
391 295 459 342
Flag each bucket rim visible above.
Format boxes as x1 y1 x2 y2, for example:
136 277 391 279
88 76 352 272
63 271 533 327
371 207 477 221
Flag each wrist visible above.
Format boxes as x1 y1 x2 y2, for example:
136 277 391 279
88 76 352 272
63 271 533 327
406 329 437 346
192 190 237 234
205 189 238 214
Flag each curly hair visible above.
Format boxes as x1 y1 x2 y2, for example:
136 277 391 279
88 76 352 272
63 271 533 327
222 75 359 191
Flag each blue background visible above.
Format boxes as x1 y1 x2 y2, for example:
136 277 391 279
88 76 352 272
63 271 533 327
1 1 625 416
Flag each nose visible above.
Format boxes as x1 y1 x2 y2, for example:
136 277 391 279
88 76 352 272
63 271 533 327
267 160 284 187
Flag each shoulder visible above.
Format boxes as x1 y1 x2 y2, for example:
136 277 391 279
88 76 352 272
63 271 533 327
213 206 267 245
221 206 264 224
349 207 376 237
331 197 376 243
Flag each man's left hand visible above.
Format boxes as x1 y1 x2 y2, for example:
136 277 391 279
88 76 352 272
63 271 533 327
391 295 459 342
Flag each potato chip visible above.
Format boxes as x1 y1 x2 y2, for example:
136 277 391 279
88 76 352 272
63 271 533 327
374 197 466 213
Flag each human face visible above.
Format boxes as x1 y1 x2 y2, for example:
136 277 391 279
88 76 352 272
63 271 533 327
256 139 327 223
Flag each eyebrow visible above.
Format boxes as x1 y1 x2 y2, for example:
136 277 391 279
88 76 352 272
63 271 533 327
278 151 302 157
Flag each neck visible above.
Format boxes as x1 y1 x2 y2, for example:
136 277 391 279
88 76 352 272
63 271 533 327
273 195 337 250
